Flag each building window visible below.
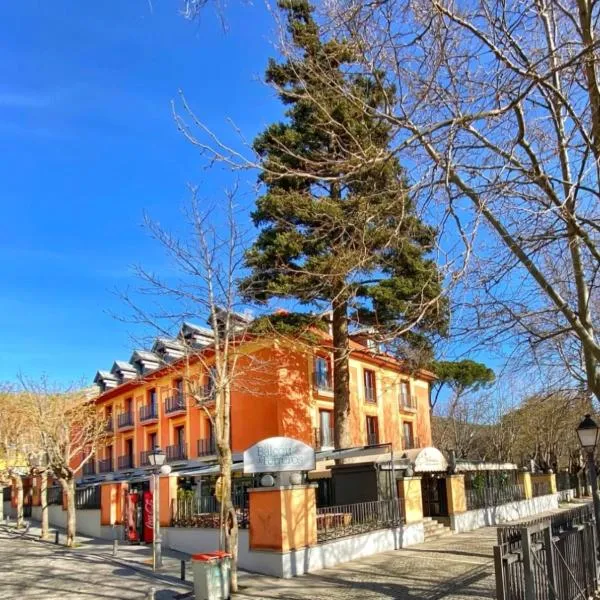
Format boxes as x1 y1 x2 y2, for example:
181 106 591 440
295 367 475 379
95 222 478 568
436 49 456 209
403 422 415 449
148 432 157 451
364 369 377 403
366 416 379 445
148 388 157 410
314 356 332 391
318 410 333 448
175 425 185 449
175 378 184 401
125 397 133 414
399 381 410 408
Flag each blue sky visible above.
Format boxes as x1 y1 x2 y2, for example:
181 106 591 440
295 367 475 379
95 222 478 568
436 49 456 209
0 1 279 383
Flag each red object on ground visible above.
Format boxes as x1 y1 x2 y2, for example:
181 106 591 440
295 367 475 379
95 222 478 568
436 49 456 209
191 551 231 561
143 491 153 543
126 493 139 543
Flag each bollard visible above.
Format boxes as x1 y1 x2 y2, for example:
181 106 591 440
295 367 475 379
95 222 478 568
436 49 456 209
54 530 59 544
180 559 185 581
112 539 118 558
146 587 156 600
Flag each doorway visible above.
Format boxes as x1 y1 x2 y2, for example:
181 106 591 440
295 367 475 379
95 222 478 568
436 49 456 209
421 473 448 517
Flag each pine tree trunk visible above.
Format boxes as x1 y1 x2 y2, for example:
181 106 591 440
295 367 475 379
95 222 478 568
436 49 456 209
332 296 351 450
40 471 49 540
60 478 76 547
15 475 24 528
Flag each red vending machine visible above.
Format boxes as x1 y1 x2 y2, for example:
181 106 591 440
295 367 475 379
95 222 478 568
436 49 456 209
143 490 153 544
125 492 140 543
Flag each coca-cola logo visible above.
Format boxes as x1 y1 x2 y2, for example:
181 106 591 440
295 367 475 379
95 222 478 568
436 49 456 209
144 494 153 530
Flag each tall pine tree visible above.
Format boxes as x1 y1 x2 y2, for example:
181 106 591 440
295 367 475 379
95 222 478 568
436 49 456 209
242 0 447 448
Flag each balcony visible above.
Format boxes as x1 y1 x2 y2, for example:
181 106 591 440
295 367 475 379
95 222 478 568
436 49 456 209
400 395 418 412
313 372 333 394
367 431 379 446
197 437 216 457
403 436 420 450
105 418 114 434
117 411 134 430
98 458 113 473
139 403 159 423
117 455 134 470
166 444 188 462
165 394 186 415
82 462 96 476
314 427 334 450
140 450 152 467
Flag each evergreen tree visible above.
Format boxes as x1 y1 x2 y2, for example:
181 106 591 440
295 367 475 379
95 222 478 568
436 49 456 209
242 0 447 448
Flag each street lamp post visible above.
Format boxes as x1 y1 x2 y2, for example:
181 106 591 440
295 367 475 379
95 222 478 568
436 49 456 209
576 414 600 551
147 447 166 571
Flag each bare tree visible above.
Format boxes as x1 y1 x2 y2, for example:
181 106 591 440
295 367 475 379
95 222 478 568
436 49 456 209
120 188 268 592
314 0 600 406
20 380 105 547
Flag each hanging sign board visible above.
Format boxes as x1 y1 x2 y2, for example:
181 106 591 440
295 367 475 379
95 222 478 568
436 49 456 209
243 436 316 474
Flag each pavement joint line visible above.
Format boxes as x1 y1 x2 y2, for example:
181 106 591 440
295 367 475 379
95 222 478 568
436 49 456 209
0 524 192 590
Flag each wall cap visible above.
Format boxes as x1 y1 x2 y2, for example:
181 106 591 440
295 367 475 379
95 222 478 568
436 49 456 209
248 484 318 493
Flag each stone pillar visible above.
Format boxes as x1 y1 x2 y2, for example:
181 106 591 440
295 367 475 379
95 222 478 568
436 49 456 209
248 485 317 552
31 476 41 507
158 474 178 527
445 474 467 515
100 482 128 526
398 477 424 523
518 471 533 499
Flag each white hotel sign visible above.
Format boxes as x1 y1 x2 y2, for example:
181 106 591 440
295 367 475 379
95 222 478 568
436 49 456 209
243 436 316 474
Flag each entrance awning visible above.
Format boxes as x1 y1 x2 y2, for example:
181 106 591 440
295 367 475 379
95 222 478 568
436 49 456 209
400 447 448 473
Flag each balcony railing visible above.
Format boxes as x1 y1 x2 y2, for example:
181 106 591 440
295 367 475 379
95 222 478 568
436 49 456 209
313 372 333 392
197 437 216 457
403 436 420 450
139 403 158 422
166 444 188 462
98 458 113 473
199 384 216 403
82 462 96 476
165 394 186 414
367 431 379 445
117 455 134 470
314 427 335 450
117 411 134 429
399 395 418 411
140 450 152 467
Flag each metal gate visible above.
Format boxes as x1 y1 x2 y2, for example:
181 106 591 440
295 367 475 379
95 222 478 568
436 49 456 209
421 473 448 517
494 505 598 600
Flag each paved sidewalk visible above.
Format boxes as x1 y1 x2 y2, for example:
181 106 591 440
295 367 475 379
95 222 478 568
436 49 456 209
2 501 589 600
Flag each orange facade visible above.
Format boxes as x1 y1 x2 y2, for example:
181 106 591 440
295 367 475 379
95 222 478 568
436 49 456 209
87 335 434 478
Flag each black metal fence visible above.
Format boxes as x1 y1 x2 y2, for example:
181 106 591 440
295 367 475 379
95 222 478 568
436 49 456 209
75 486 101 510
316 499 404 542
465 471 525 510
172 490 249 528
532 479 552 498
494 503 597 600
466 483 526 510
47 486 63 505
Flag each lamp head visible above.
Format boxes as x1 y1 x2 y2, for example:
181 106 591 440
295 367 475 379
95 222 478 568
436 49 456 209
577 414 599 454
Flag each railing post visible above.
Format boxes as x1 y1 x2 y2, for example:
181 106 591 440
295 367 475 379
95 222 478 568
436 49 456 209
521 526 536 600
493 545 506 600
543 525 557 600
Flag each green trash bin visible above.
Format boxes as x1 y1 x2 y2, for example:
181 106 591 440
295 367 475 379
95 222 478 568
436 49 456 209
191 552 231 600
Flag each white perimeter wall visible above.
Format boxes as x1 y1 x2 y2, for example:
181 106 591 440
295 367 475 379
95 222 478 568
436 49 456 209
163 523 424 578
30 505 102 539
450 493 560 533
